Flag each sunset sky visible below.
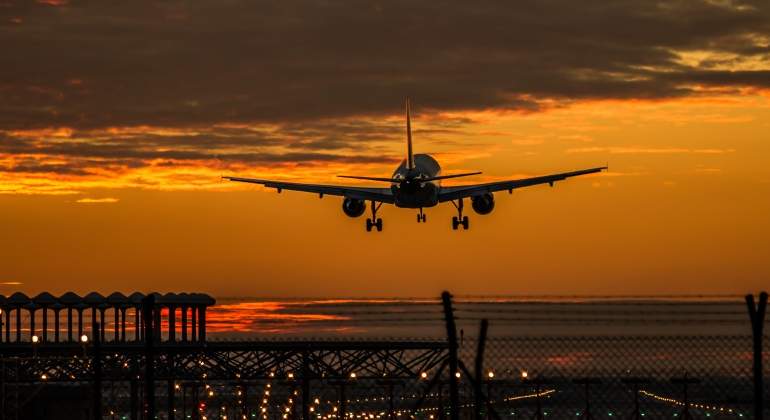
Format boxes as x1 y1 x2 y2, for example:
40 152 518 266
1 0 769 297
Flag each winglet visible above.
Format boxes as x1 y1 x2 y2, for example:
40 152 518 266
406 98 414 170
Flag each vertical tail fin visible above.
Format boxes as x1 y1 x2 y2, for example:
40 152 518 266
406 98 414 170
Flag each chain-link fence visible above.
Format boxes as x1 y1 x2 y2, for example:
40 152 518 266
0 293 767 419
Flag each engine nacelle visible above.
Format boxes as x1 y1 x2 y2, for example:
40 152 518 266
342 198 366 218
471 193 495 215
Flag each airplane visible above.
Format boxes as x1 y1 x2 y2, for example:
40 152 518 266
224 99 607 232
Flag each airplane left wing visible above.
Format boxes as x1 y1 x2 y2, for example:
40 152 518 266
438 166 607 202
224 176 395 203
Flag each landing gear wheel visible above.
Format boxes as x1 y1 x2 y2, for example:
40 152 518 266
451 198 468 230
366 201 383 232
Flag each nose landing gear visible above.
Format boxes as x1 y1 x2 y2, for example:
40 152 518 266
451 198 470 230
417 208 427 223
366 201 383 232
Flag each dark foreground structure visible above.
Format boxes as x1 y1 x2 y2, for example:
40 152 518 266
0 291 766 420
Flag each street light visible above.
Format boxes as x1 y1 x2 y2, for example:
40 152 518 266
80 334 89 357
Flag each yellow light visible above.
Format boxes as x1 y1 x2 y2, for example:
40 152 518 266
32 335 39 343
314 398 320 404
80 335 89 343
288 372 294 379
41 374 48 380
349 372 357 379
521 371 528 379
209 391 214 397
488 371 495 378
420 372 428 379
175 384 180 390
455 372 461 378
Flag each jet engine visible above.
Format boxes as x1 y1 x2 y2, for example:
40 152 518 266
471 193 495 215
342 198 366 218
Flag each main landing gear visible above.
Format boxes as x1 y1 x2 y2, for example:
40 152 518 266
417 208 427 223
451 198 469 230
366 201 383 232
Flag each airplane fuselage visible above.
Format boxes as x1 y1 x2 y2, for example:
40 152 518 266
391 154 441 208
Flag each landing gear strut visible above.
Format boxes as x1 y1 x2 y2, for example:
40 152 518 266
366 201 383 232
416 208 427 223
451 198 469 230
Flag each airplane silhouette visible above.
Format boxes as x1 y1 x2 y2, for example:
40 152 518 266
225 99 607 231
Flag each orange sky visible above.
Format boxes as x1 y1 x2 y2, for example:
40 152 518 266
2 94 769 297
1 0 769 297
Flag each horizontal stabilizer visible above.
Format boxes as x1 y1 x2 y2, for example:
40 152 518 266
338 171 481 183
338 175 400 183
420 171 481 182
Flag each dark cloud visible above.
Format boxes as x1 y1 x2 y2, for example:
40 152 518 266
0 0 768 130
0 129 398 176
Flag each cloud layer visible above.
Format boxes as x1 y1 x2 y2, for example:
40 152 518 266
2 0 769 129
1 0 768 192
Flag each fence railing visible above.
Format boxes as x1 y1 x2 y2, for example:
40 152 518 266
0 291 765 420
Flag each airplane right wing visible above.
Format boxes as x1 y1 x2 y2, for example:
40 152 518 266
438 166 607 202
224 176 395 203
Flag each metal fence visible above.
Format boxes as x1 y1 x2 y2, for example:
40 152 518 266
0 292 766 420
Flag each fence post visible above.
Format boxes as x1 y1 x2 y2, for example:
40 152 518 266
142 294 156 419
746 292 767 420
168 352 175 420
92 322 102 420
130 360 138 420
474 319 488 420
441 291 460 420
302 351 310 420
